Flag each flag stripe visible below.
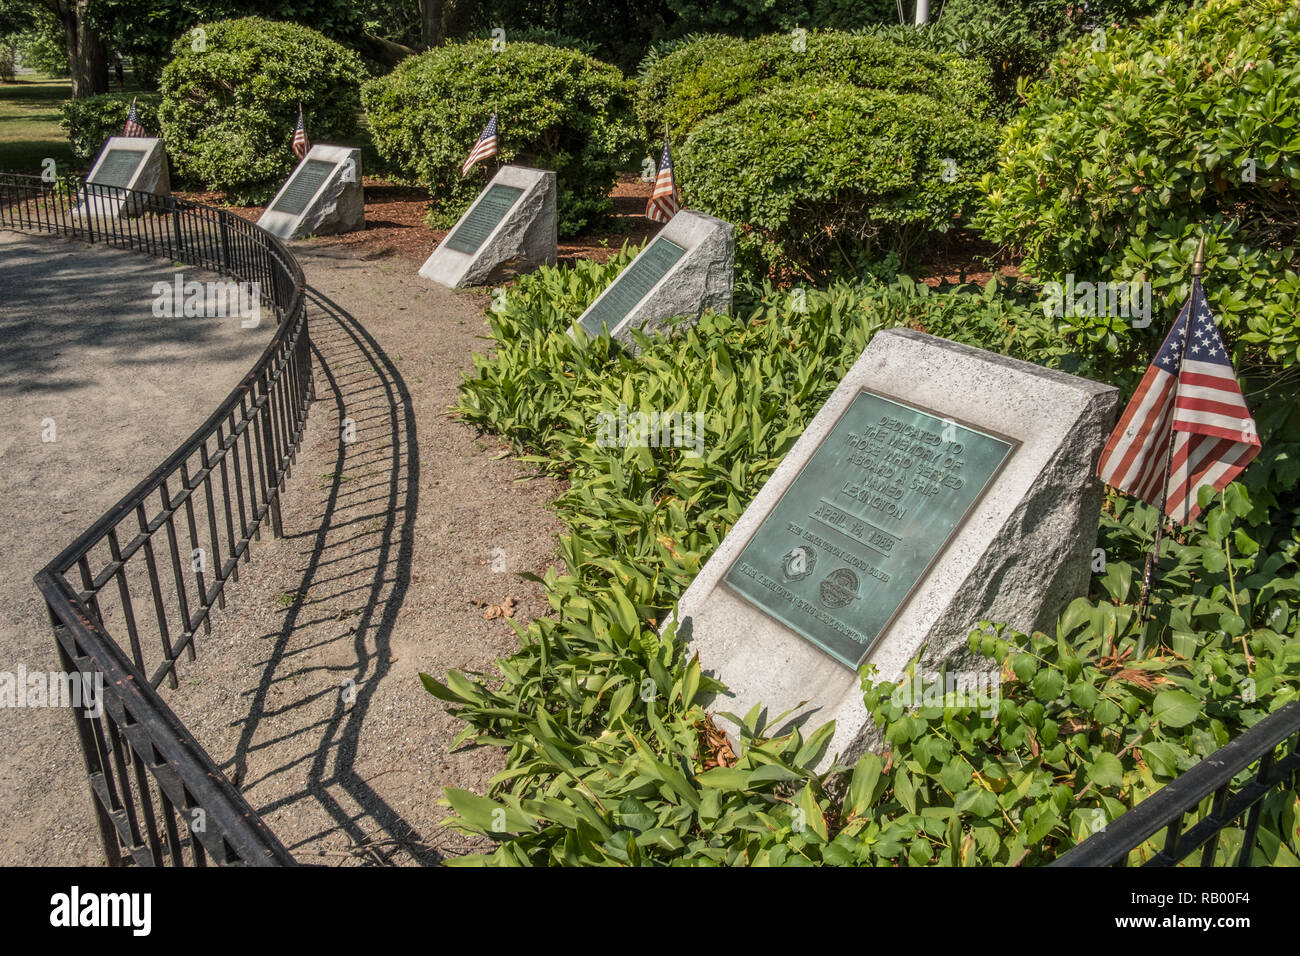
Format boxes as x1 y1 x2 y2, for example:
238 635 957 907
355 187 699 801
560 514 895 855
1096 276 1259 525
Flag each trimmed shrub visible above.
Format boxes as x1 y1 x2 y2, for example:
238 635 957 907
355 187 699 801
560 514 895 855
978 0 1300 387
60 93 163 163
872 1 1189 108
678 83 999 281
664 0 897 37
362 40 639 236
636 30 994 142
158 17 366 203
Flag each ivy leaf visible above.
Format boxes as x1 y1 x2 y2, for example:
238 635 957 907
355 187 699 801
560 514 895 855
1087 752 1124 789
1154 689 1202 728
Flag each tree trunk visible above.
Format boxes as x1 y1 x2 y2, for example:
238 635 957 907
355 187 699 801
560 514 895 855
420 0 445 48
46 0 108 97
356 32 418 68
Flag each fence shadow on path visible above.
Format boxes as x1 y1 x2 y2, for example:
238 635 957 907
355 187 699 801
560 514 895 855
223 286 434 865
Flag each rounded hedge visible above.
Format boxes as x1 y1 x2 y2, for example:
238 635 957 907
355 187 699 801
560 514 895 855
362 41 638 237
978 0 1300 380
158 17 366 203
636 30 994 143
678 83 999 281
60 93 163 163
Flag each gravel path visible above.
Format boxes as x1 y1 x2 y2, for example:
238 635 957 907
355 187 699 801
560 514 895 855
0 230 274 865
157 244 566 865
1 232 567 865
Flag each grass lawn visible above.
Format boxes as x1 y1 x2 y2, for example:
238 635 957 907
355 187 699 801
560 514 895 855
0 73 77 174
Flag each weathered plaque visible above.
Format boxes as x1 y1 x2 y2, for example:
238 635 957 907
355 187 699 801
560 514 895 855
579 237 686 336
723 389 1015 669
92 148 144 190
444 184 524 254
272 159 336 216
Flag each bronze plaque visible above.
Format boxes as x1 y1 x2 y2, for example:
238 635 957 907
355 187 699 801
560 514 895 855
91 148 144 190
444 184 524 255
272 159 335 216
578 237 685 336
723 389 1016 669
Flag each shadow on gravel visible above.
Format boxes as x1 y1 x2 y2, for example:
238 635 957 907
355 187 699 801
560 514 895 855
226 287 434 865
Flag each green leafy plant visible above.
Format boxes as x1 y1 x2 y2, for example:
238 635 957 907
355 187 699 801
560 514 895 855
636 29 994 143
362 40 638 236
420 246 1300 865
158 17 366 203
978 0 1300 387
60 93 163 163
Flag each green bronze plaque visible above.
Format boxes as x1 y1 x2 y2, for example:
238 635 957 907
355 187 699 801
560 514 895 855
92 148 144 190
723 389 1016 669
578 237 686 336
444 184 524 255
272 159 335 216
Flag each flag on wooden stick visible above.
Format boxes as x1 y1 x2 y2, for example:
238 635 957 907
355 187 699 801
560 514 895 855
123 97 145 137
1097 275 1260 525
462 113 498 177
645 136 681 223
291 105 310 160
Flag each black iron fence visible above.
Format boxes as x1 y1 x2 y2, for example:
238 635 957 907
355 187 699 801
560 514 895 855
1052 700 1300 866
4 173 306 865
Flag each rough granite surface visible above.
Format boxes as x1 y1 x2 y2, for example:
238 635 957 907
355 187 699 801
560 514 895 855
667 329 1119 769
419 166 556 288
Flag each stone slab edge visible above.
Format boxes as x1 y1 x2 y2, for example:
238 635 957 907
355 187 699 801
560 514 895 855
419 165 557 288
257 144 363 240
666 328 1119 768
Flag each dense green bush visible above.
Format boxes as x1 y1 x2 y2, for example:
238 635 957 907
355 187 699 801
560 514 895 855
60 93 163 163
978 0 1300 387
426 252 1299 865
158 17 365 203
636 30 994 142
362 40 638 236
664 0 896 37
677 83 998 280
872 1 1189 108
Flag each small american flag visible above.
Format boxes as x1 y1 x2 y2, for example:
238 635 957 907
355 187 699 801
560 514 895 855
123 98 145 137
1097 277 1260 524
461 113 499 177
645 137 680 223
292 106 310 160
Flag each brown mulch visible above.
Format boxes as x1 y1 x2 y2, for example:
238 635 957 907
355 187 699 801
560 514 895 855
175 173 660 271
175 173 1020 285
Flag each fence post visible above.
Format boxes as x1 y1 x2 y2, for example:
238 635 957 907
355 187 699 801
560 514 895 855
52 620 123 866
259 370 284 539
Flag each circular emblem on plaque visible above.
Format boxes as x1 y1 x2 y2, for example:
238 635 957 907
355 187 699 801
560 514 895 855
781 545 816 582
818 568 859 608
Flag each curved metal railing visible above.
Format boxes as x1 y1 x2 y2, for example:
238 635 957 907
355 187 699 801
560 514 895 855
3 173 308 865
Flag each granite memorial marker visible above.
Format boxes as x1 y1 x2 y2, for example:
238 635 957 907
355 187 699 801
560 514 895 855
668 329 1119 767
573 210 733 343
258 145 363 240
420 165 556 288
76 136 171 218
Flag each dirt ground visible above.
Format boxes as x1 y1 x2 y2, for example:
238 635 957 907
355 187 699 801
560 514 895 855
0 230 568 866
155 245 567 865
0 232 275 865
